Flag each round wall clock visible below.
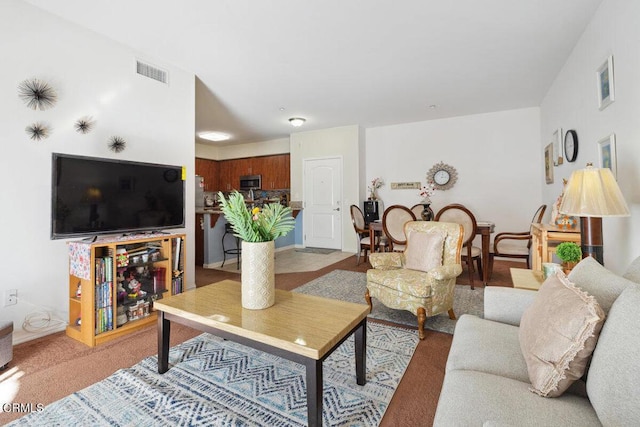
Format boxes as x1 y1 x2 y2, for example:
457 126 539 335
564 130 578 162
427 162 458 191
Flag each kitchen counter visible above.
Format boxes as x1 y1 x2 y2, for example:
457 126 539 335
195 208 222 214
195 209 298 268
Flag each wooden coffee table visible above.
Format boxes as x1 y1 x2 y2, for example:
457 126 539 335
154 280 369 427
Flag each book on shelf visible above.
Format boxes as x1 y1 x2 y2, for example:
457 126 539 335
94 256 114 334
172 237 182 271
153 267 166 293
172 276 183 295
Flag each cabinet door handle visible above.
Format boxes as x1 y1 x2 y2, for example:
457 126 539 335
333 207 340 211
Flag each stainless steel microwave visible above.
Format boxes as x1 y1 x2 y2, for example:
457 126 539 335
239 175 261 190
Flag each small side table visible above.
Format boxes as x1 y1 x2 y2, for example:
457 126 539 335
510 268 544 291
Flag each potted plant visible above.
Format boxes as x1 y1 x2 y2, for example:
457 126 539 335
217 191 295 309
555 242 582 274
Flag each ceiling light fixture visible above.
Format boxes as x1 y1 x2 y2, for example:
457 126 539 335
289 117 306 127
198 131 231 142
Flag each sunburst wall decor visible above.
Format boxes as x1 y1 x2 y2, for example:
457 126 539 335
108 136 126 153
25 122 50 141
18 78 57 111
75 116 95 134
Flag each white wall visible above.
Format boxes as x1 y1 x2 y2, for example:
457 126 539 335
0 0 195 344
366 108 542 244
540 0 640 273
195 137 290 160
290 126 364 253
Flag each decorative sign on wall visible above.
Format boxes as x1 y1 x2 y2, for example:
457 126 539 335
391 182 421 190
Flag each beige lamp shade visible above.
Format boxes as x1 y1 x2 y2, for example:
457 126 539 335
559 165 630 218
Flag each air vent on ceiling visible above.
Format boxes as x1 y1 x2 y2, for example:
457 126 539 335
136 60 168 84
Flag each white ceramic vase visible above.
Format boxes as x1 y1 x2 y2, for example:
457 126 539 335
241 240 275 309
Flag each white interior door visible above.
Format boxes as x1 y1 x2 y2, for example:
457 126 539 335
303 157 342 249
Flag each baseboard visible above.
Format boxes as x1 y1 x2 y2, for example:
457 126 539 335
203 244 296 269
13 324 67 345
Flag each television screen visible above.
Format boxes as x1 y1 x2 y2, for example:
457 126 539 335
51 153 185 239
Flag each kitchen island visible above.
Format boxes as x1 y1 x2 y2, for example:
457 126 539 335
195 206 301 268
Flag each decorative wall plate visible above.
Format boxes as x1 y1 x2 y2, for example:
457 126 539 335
25 122 50 141
75 116 95 134
108 136 126 153
427 162 458 191
18 78 57 111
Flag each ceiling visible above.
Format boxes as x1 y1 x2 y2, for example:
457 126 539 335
25 0 603 145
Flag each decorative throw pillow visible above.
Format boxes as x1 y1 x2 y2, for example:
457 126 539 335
403 229 445 272
519 272 605 397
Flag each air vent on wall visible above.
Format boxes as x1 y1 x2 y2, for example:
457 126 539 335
136 60 168 84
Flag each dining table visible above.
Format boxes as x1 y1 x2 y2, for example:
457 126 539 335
369 220 495 285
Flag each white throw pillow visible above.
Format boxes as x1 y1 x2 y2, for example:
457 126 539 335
519 272 605 397
403 229 445 272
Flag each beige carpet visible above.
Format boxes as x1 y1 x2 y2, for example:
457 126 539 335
214 248 353 274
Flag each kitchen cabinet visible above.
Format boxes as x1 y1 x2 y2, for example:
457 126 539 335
195 214 204 266
201 154 291 192
259 154 290 189
218 160 234 191
195 158 219 191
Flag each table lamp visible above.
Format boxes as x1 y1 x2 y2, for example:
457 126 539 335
559 163 629 265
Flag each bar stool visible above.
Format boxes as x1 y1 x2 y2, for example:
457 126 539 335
221 223 241 269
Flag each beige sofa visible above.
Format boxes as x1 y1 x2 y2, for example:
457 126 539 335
433 257 640 426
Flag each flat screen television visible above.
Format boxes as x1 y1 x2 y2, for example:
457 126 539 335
51 153 185 239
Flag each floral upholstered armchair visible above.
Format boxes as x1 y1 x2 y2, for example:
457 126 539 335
365 221 464 339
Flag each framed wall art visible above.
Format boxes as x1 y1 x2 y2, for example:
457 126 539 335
597 55 615 110
544 143 554 184
553 128 563 166
598 133 617 178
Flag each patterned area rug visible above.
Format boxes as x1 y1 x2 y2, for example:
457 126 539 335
294 269 484 335
9 323 418 426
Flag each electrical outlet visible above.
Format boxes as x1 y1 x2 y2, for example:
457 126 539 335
4 289 17 306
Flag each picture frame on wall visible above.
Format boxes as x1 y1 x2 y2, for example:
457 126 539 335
597 55 615 110
544 143 554 184
553 128 563 166
598 133 617 178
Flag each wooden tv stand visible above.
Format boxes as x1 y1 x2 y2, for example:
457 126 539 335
66 233 185 347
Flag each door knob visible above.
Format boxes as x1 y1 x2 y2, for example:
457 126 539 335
333 207 340 211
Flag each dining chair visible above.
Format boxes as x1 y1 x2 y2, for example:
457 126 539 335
488 204 547 276
410 204 425 220
382 205 417 252
435 204 482 289
350 204 387 265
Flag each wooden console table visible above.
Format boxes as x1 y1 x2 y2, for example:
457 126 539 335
531 223 580 272
510 268 544 291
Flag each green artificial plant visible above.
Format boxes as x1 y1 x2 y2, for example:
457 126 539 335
556 241 582 263
217 191 295 242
